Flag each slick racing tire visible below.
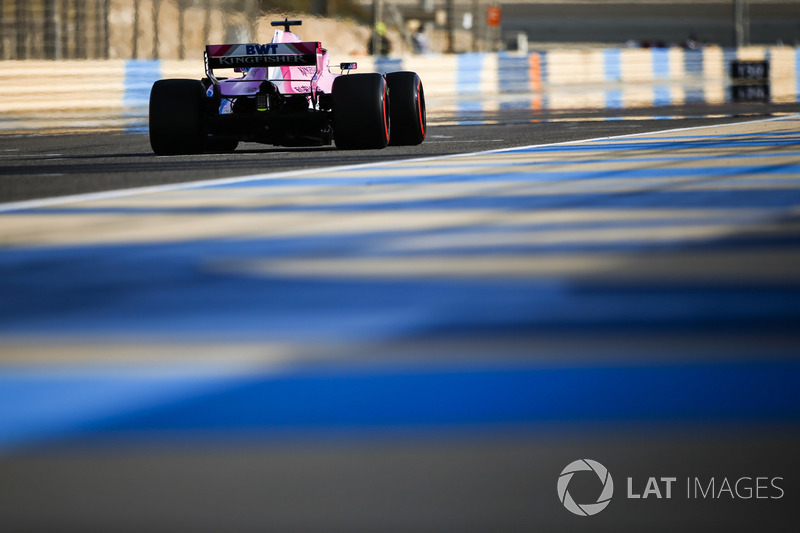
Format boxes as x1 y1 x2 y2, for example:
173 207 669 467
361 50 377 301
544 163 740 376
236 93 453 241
332 73 389 150
149 79 207 155
386 71 426 146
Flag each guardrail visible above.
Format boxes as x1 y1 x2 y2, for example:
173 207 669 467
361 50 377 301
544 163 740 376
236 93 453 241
1 47 799 118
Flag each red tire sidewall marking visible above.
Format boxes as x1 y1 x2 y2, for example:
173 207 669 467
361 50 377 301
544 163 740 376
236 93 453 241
416 79 425 137
382 82 389 142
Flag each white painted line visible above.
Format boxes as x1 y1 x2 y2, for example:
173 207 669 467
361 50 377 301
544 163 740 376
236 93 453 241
0 114 796 214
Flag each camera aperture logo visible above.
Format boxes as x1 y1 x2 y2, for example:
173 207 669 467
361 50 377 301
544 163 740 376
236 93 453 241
557 459 614 516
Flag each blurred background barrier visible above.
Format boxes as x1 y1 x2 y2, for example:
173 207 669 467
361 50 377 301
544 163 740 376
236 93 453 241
2 0 799 121
3 0 800 61
1 46 799 117
0 0 375 61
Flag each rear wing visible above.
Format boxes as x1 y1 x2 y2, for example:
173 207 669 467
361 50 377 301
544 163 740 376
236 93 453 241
205 42 320 69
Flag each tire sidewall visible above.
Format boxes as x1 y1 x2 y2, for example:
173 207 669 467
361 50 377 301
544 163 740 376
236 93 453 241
386 71 426 146
333 73 389 150
149 79 206 155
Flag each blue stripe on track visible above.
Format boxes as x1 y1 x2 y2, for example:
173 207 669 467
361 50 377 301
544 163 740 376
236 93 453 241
723 48 738 74
456 53 484 119
1 358 799 450
683 50 705 104
796 48 800 103
2 234 799 340
498 52 529 94
604 49 623 108
123 60 161 109
653 48 670 79
342 152 800 171
20 187 800 214
509 140 800 152
130 163 800 190
535 50 550 110
537 50 549 84
684 49 704 76
603 49 621 82
654 85 671 107
457 53 483 95
499 52 530 110
599 131 800 140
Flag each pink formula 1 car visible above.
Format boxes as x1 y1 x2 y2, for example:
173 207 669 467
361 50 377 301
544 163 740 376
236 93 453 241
149 18 426 155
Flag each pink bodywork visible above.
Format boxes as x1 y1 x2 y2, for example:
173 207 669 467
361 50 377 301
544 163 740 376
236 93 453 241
209 30 338 101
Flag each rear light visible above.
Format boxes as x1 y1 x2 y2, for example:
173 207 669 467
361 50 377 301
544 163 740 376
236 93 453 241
256 93 269 111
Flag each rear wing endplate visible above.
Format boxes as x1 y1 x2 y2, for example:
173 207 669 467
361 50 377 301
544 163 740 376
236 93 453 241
205 42 320 69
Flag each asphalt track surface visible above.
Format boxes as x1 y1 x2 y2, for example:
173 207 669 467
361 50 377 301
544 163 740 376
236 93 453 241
2 103 800 532
1 103 796 204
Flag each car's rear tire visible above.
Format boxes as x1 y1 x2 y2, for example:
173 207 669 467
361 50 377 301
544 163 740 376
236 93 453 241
333 73 389 150
149 79 207 155
386 71 426 146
